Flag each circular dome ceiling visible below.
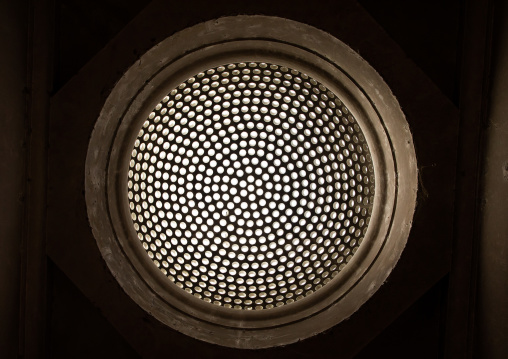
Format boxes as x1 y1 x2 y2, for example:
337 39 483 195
86 16 417 349
128 61 375 310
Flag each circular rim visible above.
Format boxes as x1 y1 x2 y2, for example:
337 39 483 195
85 16 417 348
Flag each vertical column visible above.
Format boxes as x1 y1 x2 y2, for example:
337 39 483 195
445 0 494 357
19 0 53 357
475 1 508 357
0 0 29 357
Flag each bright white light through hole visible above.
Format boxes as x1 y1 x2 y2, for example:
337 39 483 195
127 62 375 310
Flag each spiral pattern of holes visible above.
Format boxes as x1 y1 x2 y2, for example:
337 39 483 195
127 62 375 310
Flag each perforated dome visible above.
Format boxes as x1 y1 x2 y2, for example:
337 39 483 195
127 62 375 310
